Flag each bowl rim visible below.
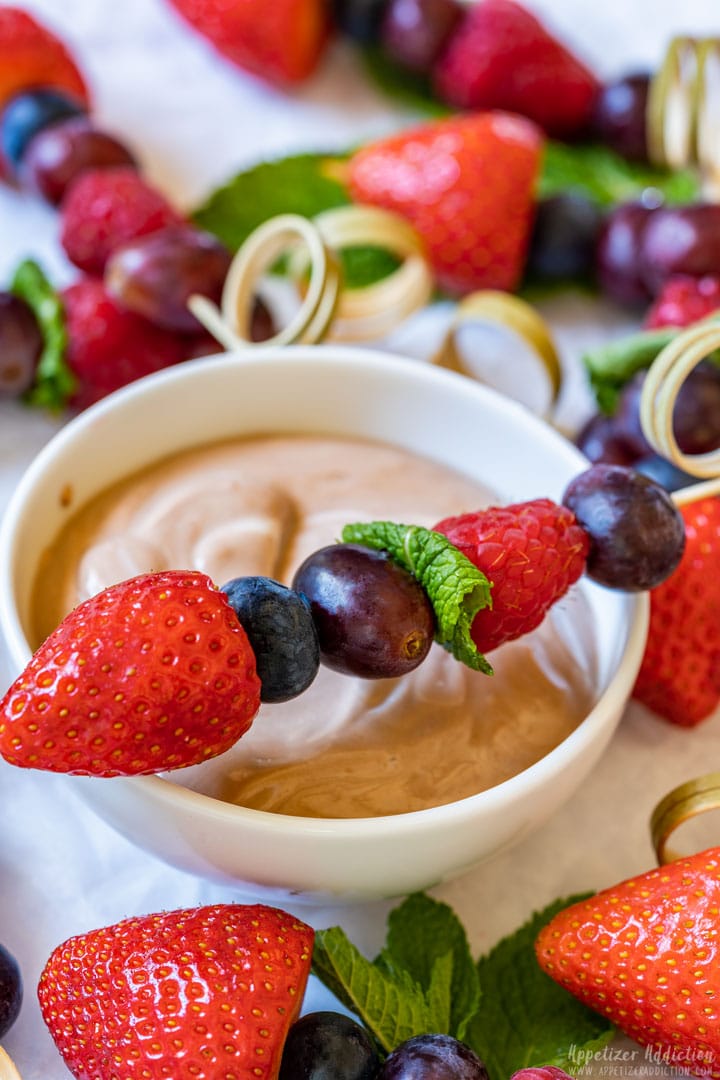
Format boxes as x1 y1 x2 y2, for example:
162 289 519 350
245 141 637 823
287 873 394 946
0 344 649 835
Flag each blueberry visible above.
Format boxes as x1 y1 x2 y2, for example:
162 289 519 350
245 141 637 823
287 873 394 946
1 88 87 172
633 453 699 493
221 576 320 703
526 193 603 283
332 0 389 44
279 1011 381 1080
0 943 22 1039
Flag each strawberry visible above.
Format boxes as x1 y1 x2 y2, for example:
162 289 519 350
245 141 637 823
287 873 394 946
633 497 720 726
166 0 329 85
348 112 543 295
38 903 314 1080
432 0 599 139
0 8 89 116
535 848 720 1073
434 498 589 653
644 274 720 330
62 278 192 411
0 570 261 776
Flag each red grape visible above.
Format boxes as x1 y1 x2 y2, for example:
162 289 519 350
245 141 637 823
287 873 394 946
0 292 42 396
21 116 136 205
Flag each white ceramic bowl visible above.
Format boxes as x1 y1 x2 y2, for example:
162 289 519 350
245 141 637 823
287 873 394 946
0 347 648 903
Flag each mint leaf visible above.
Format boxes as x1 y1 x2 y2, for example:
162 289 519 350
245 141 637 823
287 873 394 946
584 315 720 414
341 521 493 674
360 45 452 118
312 926 436 1053
380 893 481 1041
465 895 615 1079
538 140 699 207
10 259 75 410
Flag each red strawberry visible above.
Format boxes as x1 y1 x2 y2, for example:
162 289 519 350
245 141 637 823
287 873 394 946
60 166 184 275
433 0 599 139
633 496 720 726
536 849 720 1073
0 570 261 776
434 498 589 653
0 8 89 115
166 0 329 84
644 274 720 330
348 112 543 295
38 903 313 1080
62 278 190 410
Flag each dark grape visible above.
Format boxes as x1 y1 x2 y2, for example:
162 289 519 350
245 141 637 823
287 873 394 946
595 200 658 307
562 463 686 590
590 73 650 162
105 227 232 332
332 0 389 43
292 543 435 679
279 1011 381 1080
0 943 22 1039
575 413 643 466
0 292 43 396
0 88 85 173
633 453 698 492
526 193 603 282
21 115 137 205
617 363 720 456
640 204 720 296
379 1034 489 1079
222 576 320 703
380 0 463 75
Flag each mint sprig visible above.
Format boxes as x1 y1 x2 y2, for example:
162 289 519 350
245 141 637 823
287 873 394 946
340 521 493 674
10 259 75 410
312 892 615 1074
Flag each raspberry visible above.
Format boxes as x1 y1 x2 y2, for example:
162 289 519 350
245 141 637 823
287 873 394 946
62 278 189 410
59 166 184 274
644 274 720 330
434 498 589 653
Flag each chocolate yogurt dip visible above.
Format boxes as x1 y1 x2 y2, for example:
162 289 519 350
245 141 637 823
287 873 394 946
32 433 596 818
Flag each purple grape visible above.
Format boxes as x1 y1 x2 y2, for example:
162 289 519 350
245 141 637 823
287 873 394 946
575 413 643 466
221 576 320 703
527 193 603 282
0 943 22 1039
0 88 86 174
595 201 658 307
279 1012 381 1080
639 204 720 296
21 115 137 205
292 543 435 679
379 1034 488 1079
0 292 43 396
105 227 232 332
617 363 720 456
381 0 463 75
562 463 686 590
590 73 651 162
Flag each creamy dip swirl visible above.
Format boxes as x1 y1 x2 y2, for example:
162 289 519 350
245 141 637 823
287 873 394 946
33 434 597 818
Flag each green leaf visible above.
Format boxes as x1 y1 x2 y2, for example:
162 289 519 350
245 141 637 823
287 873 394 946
359 45 453 118
312 926 436 1053
341 521 493 674
380 893 481 1041
584 314 720 414
538 140 699 207
465 895 615 1079
10 259 75 410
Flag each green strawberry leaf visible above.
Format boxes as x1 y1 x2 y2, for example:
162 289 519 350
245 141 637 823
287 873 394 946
340 521 493 674
379 893 481 1041
465 895 615 1078
312 926 438 1053
538 140 699 207
10 259 75 410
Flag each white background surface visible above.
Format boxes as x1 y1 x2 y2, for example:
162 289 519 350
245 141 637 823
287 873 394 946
2 1 720 1077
